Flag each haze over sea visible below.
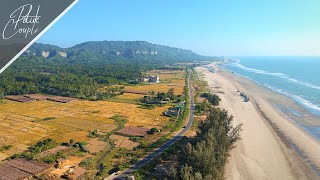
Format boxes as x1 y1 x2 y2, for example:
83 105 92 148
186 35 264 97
222 57 320 139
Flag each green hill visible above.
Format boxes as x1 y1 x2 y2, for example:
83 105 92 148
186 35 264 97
26 41 212 63
0 41 215 99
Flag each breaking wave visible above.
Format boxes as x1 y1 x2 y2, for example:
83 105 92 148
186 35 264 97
233 72 320 113
231 63 320 91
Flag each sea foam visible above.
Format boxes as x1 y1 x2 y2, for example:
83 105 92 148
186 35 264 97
232 63 320 90
233 72 320 113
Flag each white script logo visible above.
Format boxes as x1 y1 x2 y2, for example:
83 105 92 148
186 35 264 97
2 4 41 39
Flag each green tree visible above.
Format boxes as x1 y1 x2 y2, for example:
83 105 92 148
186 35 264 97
201 92 221 106
180 165 194 180
167 88 175 101
149 127 159 134
149 90 155 96
156 92 167 101
0 89 4 100
173 108 242 180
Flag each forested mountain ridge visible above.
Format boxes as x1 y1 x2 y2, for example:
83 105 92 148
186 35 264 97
25 41 212 63
0 41 214 99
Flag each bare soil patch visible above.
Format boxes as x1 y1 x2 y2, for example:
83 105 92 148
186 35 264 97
110 134 139 150
86 138 107 153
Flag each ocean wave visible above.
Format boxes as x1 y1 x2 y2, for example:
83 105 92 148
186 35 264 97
264 84 320 112
233 73 320 113
231 63 320 91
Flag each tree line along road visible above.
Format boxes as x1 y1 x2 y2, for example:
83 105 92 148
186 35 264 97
111 69 195 180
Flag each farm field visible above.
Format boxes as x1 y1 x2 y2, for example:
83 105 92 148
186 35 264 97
110 134 140 150
0 68 188 178
0 99 170 159
125 69 186 95
115 93 145 100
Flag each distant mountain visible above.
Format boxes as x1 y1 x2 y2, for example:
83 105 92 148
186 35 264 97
25 41 212 63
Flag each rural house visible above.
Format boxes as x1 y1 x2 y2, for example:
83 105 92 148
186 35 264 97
164 107 180 116
138 75 160 83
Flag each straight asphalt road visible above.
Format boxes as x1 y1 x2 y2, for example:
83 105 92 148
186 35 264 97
112 70 194 180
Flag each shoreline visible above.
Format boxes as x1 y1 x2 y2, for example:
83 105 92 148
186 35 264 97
252 97 320 176
218 63 320 139
196 63 320 179
217 64 320 168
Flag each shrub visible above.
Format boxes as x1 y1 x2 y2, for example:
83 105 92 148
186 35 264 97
148 127 159 134
0 145 12 152
80 158 95 168
42 117 56 121
129 136 142 142
88 129 99 138
201 92 221 106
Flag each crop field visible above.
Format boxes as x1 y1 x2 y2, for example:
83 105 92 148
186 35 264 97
115 93 145 100
0 68 186 170
110 134 140 150
0 99 170 159
125 84 185 95
125 69 186 95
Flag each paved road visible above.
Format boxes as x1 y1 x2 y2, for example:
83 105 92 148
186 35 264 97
112 70 195 180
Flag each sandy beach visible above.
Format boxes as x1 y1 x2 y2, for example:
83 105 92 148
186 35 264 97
196 63 320 180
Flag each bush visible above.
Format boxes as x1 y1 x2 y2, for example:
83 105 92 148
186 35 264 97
194 101 211 115
0 145 12 152
80 158 95 168
88 129 99 138
201 92 221 106
148 127 159 134
28 138 56 154
129 136 142 142
42 117 56 121
42 152 67 164
112 115 128 129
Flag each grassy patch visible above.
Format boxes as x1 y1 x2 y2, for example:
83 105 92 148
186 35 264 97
42 117 56 121
0 145 12 152
138 104 155 109
10 138 58 160
105 98 138 104
129 136 142 142
112 115 128 130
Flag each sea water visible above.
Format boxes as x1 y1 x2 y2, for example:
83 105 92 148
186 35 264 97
222 56 320 140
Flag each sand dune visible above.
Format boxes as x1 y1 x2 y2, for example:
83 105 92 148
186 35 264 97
196 64 319 180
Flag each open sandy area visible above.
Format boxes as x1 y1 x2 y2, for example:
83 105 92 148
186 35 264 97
196 63 320 180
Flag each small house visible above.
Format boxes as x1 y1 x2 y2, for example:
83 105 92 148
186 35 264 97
164 107 180 116
47 96 77 103
147 75 160 83
5 95 36 102
137 75 160 83
24 94 49 101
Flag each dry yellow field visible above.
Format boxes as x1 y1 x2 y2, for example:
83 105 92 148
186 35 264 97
0 99 170 158
115 93 145 100
125 84 185 95
0 69 185 159
125 69 186 95
148 69 185 82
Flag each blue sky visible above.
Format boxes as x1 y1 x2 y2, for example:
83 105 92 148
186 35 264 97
38 0 320 56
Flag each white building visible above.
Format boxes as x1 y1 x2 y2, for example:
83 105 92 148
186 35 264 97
138 75 160 83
